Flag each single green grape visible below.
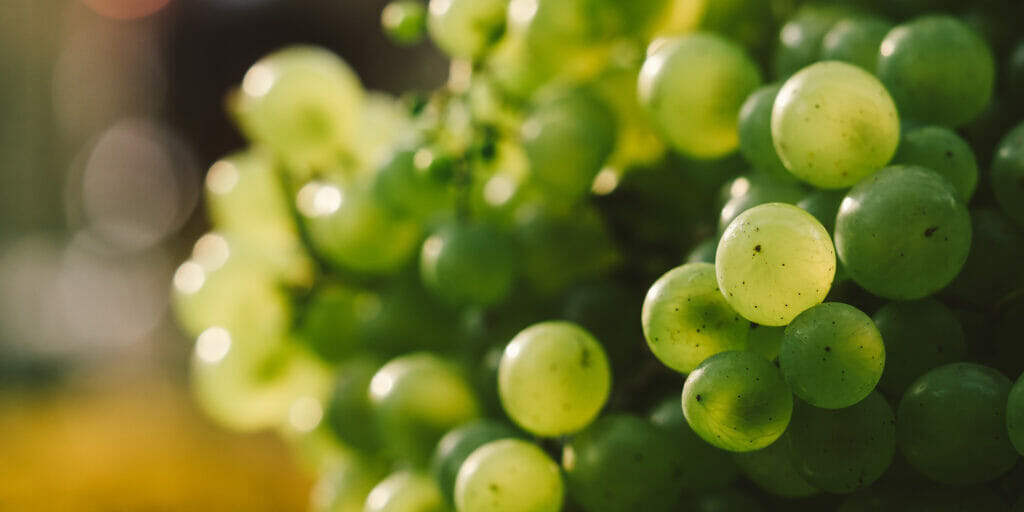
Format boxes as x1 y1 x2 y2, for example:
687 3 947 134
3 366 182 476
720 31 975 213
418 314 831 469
562 414 682 512
649 396 739 492
369 353 480 467
773 4 855 78
942 209 1024 308
897 362 1018 485
498 321 610 437
641 263 750 373
371 148 453 220
732 432 820 498
787 392 896 493
1008 373 1024 456
871 299 966 399
834 165 972 300
891 126 978 202
877 15 995 127
357 279 462 358
364 470 447 512
521 89 616 199
382 1 427 47
772 61 900 189
820 16 893 71
779 302 885 410
990 121 1024 228
427 0 506 59
737 84 796 182
682 350 793 452
455 439 563 512
638 33 762 159
295 284 369 363
430 419 521 507
234 46 364 169
716 202 836 326
324 357 382 455
420 221 518 307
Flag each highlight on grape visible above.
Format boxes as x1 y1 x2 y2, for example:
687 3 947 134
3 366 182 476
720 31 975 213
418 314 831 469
171 0 1024 510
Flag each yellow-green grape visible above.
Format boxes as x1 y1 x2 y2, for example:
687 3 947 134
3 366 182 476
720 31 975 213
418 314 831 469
430 420 521 507
498 321 610 437
638 33 762 159
897 363 1018 485
716 203 836 326
787 392 896 494
382 1 427 47
877 15 995 127
427 0 506 59
369 353 480 467
1008 373 1024 456
420 221 518 308
234 46 364 169
891 126 978 202
455 439 563 512
191 332 332 432
682 351 793 452
834 165 971 300
779 302 885 410
299 180 422 275
990 121 1024 228
820 16 893 72
364 470 447 512
641 263 750 373
589 66 666 170
771 61 900 189
732 432 820 498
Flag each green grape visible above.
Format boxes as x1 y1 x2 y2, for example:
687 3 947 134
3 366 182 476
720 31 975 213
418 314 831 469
872 299 966 399
820 16 892 72
562 414 682 512
589 65 666 170
716 202 836 326
498 321 610 437
773 4 854 78
382 1 427 47
325 357 382 454
649 396 739 492
353 278 461 358
797 189 845 235
521 89 616 199
296 284 370 363
514 204 620 297
787 393 896 493
834 165 972 300
990 121 1024 228
682 350 793 452
638 33 762 159
641 263 751 373
364 470 447 512
737 84 797 182
455 439 563 512
732 432 820 498
897 362 1018 485
191 332 332 432
371 149 453 220
771 61 900 189
942 209 1024 308
431 419 521 507
299 180 422 275
369 353 480 466
877 15 995 127
312 456 387 512
420 221 517 307
1008 373 1024 456
718 173 806 233
561 280 645 381
779 302 884 410
234 46 364 169
427 0 506 59
891 126 978 202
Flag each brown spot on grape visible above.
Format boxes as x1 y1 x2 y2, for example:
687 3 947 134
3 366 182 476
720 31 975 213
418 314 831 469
696 394 702 402
945 150 954 158
754 245 762 252
924 226 938 237
825 346 831 352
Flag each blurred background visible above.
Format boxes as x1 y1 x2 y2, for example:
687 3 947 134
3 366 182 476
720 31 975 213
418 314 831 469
0 1 445 509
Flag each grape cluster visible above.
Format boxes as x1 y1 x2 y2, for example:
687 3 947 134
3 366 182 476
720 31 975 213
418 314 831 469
171 0 1024 510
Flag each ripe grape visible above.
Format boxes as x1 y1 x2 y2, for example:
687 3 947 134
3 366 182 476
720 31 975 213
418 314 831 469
430 419 521 507
990 121 1024 228
420 221 518 307
364 470 445 512
681 350 793 452
737 84 795 182
455 439 563 512
890 126 979 202
716 202 836 326
498 321 610 436
732 432 820 498
820 16 892 71
426 0 505 58
871 299 966 399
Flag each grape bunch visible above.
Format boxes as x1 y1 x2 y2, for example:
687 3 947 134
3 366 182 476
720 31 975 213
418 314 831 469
171 0 1024 510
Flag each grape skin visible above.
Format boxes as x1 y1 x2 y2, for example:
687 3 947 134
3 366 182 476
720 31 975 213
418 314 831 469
455 439 564 512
